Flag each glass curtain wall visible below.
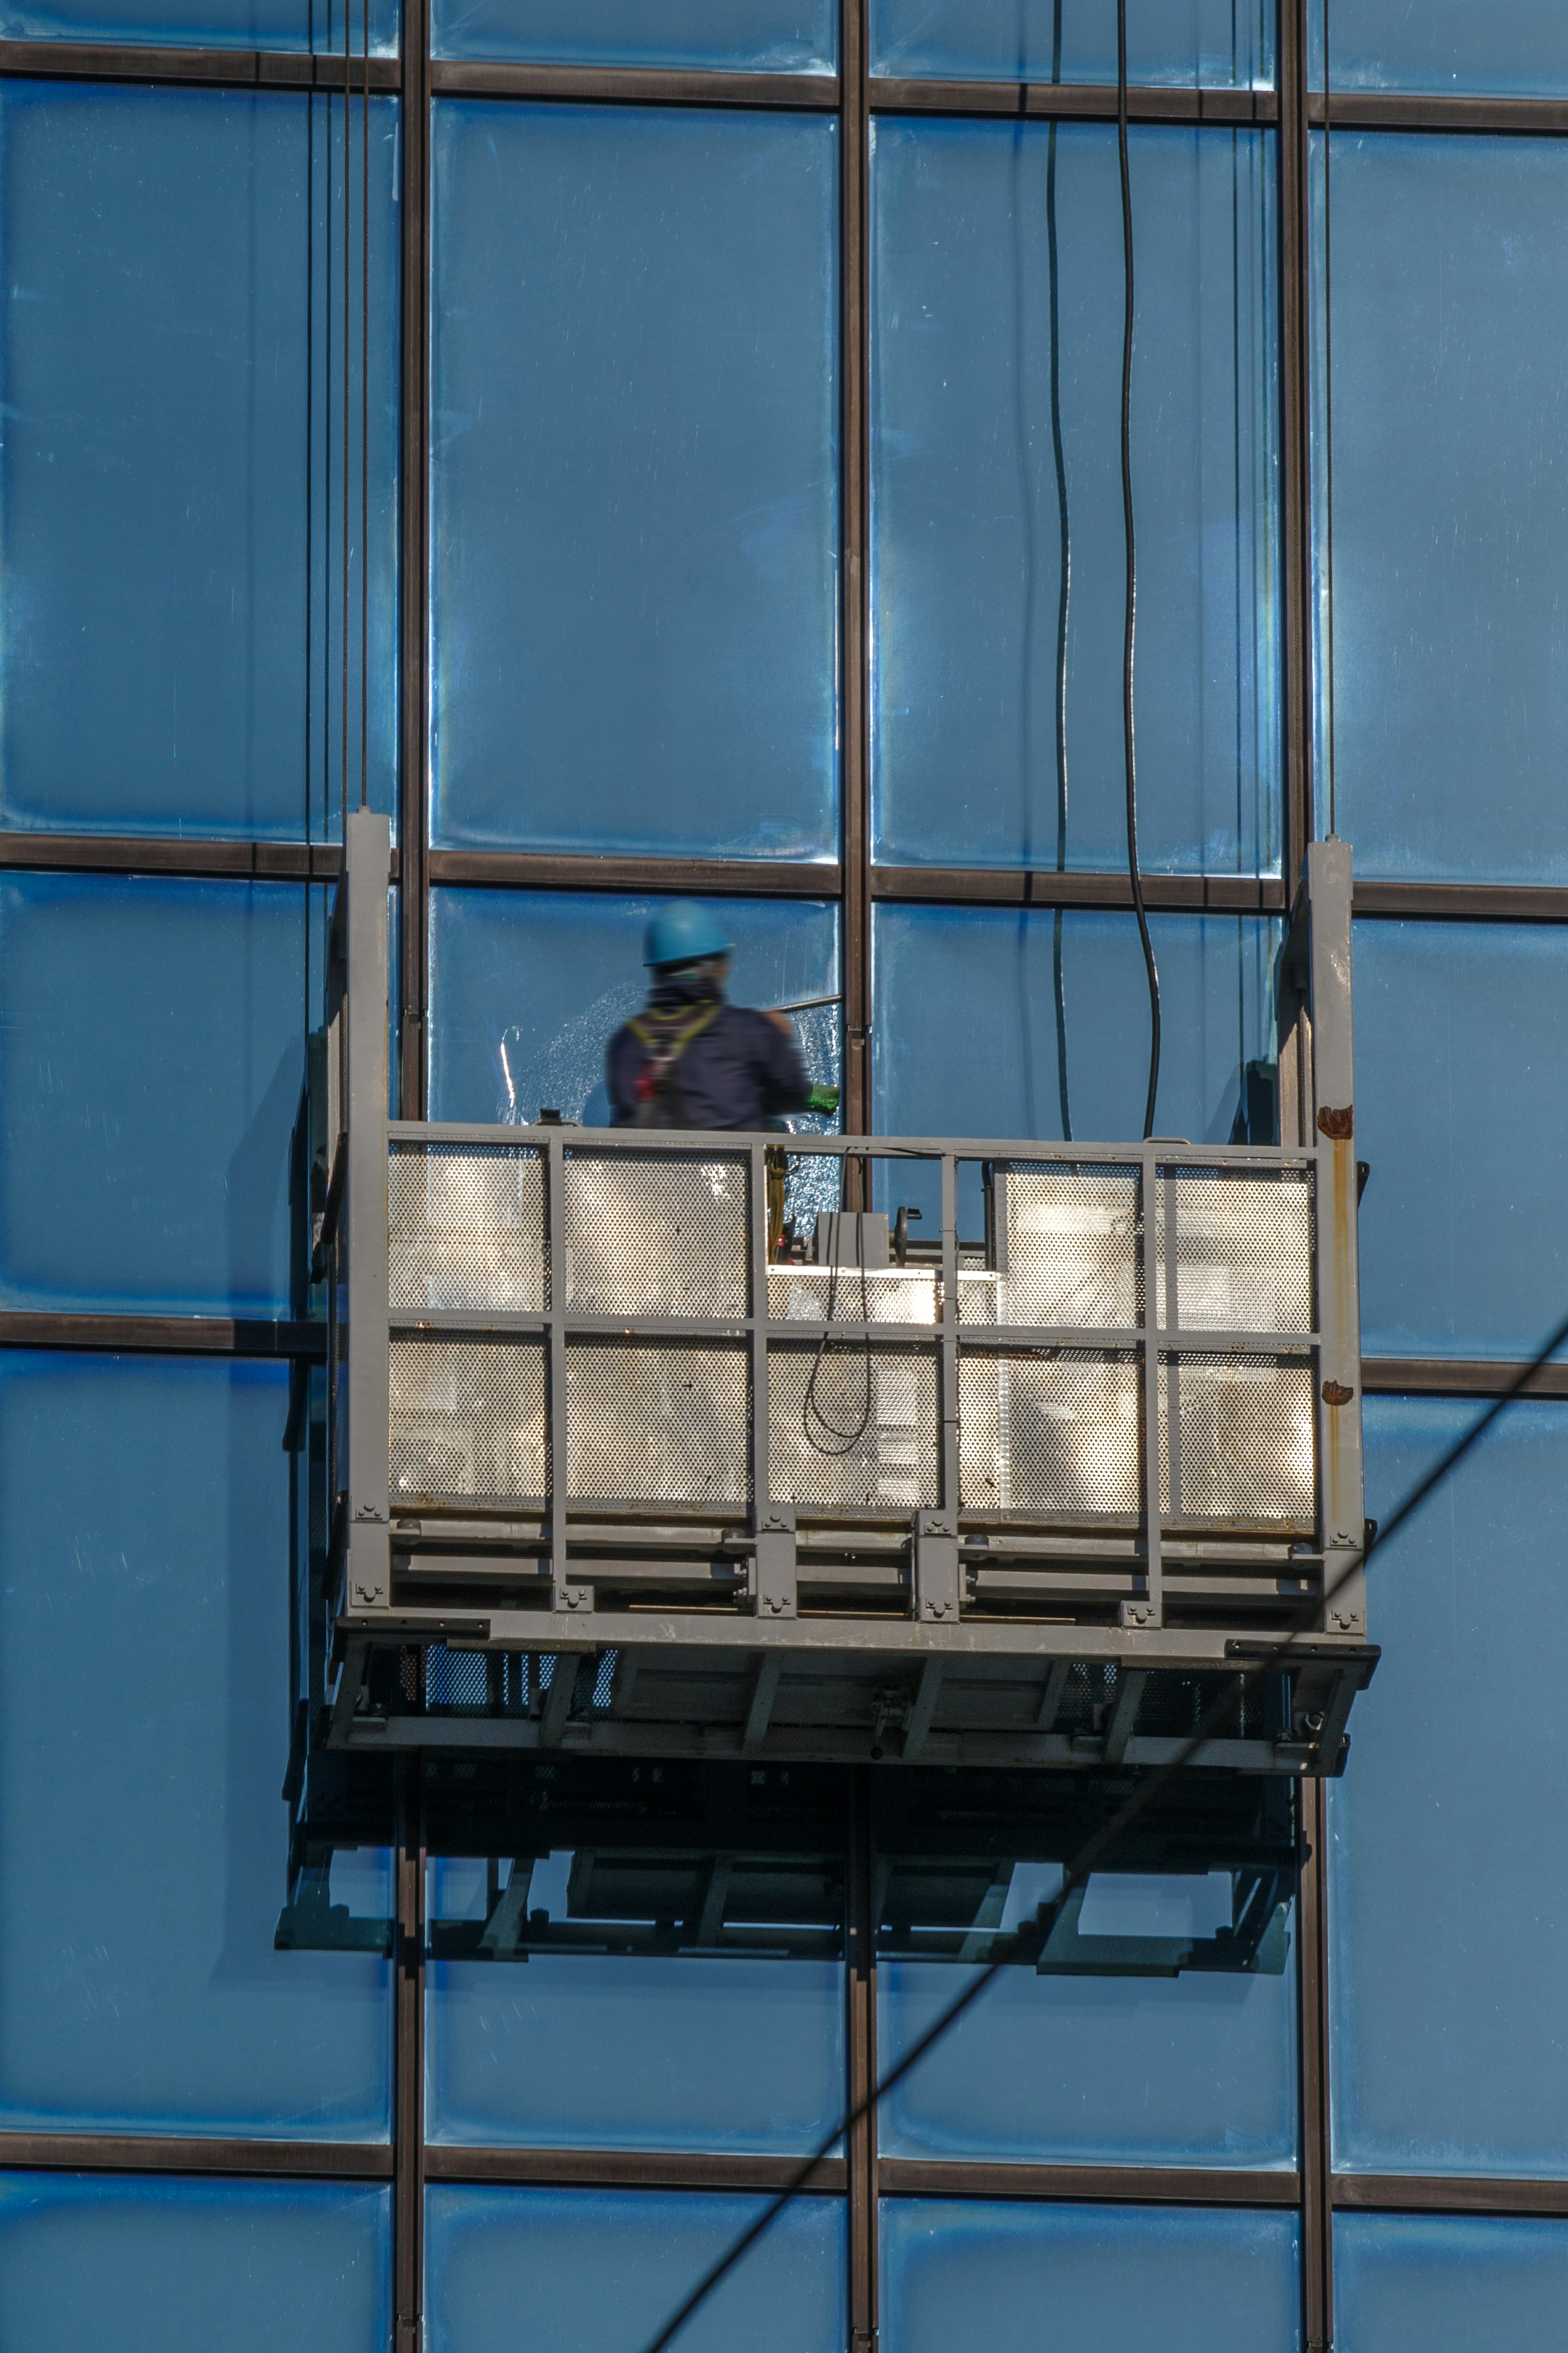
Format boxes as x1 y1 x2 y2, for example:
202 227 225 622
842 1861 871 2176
1 1 1566 2347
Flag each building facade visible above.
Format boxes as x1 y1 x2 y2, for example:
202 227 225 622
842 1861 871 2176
0 1 1565 2346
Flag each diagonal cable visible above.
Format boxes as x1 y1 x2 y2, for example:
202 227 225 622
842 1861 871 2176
637 1302 1568 2353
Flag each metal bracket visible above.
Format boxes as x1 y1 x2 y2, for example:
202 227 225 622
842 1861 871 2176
752 1503 797 1620
912 1509 960 1623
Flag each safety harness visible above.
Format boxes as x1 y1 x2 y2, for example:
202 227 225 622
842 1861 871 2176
626 999 723 1127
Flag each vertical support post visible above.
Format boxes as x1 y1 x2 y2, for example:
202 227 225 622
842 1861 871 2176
938 1153 960 1524
1305 840 1364 1636
545 1129 576 1614
846 1765 879 2353
398 0 431 1122
1134 1147 1163 1628
749 1140 772 1515
343 806 392 1614
1278 0 1313 883
393 1756 426 2353
1297 1777 1334 2353
840 0 871 1155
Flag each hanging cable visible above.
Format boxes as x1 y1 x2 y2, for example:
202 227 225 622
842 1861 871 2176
1322 0 1337 837
341 0 351 845
1046 0 1072 1142
360 0 370 811
1116 0 1160 1140
801 1206 875 1457
634 1294 1568 2353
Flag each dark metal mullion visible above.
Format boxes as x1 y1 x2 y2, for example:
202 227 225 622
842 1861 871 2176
1305 88 1568 134
423 2147 847 2190
1298 1775 1334 2353
1278 0 1312 887
0 1311 325 1357
841 0 871 1153
846 1763 878 2353
871 867 1289 912
394 1758 426 2353
399 0 431 1122
869 78 1277 124
0 37 400 87
0 2133 392 2177
428 60 838 109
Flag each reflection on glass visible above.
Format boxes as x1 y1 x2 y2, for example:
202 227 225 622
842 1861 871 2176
0 0 397 54
1310 134 1568 878
1334 2214 1568 2349
428 888 841 1133
0 84 399 839
432 0 834 72
430 102 839 860
872 0 1272 87
1308 0 1568 99
872 119 1277 873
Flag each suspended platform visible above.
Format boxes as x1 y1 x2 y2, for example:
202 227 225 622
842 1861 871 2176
301 813 1374 1782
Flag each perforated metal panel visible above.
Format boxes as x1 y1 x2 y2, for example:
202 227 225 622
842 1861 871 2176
388 1338 548 1503
566 1340 749 1503
955 1270 1000 1325
1160 1352 1316 1526
767 1265 938 1324
389 1144 545 1312
769 1345 940 1510
1158 1168 1314 1334
959 1350 1143 1514
564 1152 749 1316
993 1164 1143 1328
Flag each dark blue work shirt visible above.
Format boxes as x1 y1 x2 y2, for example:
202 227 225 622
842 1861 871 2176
607 979 811 1131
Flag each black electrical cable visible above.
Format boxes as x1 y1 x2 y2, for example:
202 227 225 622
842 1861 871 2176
1322 0 1337 837
341 0 351 846
1047 58 1073 1143
360 0 370 812
801 1207 875 1456
635 1298 1568 2353
1116 0 1160 1141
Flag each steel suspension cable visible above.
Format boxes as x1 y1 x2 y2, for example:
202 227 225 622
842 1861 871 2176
1117 0 1160 1140
361 0 370 812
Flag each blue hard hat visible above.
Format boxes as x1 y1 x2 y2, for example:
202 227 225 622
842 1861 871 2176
644 901 733 969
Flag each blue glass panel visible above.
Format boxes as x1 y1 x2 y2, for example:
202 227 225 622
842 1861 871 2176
0 876 323 1316
880 1942 1295 2165
433 0 833 73
872 119 1277 876
872 0 1272 87
0 2177 388 2353
1336 2215 1568 2350
0 83 399 838
0 1356 391 2136
425 2187 845 2353
1353 922 1568 1362
430 102 838 862
1309 2 1568 98
882 2202 1298 2353
1310 135 1568 877
429 1936 844 2152
1330 1400 1568 2175
428 889 840 1129
0 0 396 58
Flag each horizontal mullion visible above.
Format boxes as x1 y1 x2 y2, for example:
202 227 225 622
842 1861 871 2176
0 833 371 883
423 2146 846 2192
870 868 1288 914
0 2132 391 2179
427 849 841 897
429 60 839 110
877 2158 1300 2206
1351 879 1568 923
1362 1357 1568 1401
0 38 399 89
1310 90 1568 136
0 1312 324 1359
869 77 1277 124
1331 2172 1568 2217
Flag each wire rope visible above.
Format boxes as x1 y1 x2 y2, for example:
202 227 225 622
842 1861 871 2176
1116 0 1161 1141
636 1295 1568 2353
1322 0 1337 837
360 0 370 812
341 0 351 846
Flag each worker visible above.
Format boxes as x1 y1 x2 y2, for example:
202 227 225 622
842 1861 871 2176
606 902 816 1130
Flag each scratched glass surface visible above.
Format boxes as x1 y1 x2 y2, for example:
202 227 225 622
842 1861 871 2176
430 101 838 860
871 0 1272 87
0 2179 390 2353
1332 1402 1568 2177
0 1356 391 2137
0 83 399 834
871 118 1278 875
432 0 833 70
1309 0 1568 96
1310 134 1568 877
882 2203 1299 2353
